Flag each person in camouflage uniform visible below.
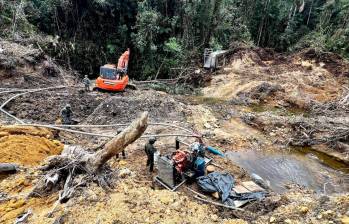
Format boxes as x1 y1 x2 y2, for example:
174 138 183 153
116 128 126 159
82 75 91 91
144 137 157 172
60 104 73 125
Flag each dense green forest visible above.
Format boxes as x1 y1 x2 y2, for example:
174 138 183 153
0 0 348 79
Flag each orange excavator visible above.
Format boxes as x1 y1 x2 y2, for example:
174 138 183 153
95 49 130 91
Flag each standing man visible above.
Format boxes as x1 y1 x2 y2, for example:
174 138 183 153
144 137 157 172
116 128 126 159
60 104 73 125
82 75 91 91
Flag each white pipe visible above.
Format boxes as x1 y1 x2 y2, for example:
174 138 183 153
0 86 200 139
0 86 67 109
0 108 24 124
14 123 199 139
51 123 194 134
0 89 37 95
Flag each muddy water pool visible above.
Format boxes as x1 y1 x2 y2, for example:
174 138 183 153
227 148 349 193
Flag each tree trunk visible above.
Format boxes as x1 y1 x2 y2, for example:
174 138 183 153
203 0 223 47
307 0 314 26
84 112 149 173
257 0 270 46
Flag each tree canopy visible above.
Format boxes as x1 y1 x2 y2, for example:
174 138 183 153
1 0 348 79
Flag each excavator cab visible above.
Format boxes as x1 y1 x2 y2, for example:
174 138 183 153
95 49 130 91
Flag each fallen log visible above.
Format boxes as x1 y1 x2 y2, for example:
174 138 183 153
83 111 148 173
30 112 149 201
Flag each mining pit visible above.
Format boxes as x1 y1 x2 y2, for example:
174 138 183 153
0 41 348 223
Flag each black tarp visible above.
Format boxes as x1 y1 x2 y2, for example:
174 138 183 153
197 172 235 202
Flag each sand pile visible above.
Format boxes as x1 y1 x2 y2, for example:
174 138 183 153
0 126 63 166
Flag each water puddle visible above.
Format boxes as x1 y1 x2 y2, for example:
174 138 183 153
227 148 349 194
186 96 227 105
250 104 309 117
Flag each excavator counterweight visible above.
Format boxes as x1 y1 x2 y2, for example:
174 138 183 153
95 49 130 92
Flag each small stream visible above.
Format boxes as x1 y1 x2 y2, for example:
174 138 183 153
227 148 349 194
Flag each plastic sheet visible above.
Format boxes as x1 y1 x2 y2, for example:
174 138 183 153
197 172 235 202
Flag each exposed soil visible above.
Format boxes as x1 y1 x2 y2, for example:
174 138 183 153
201 47 349 158
0 126 63 166
0 40 75 88
2 89 108 124
0 41 348 223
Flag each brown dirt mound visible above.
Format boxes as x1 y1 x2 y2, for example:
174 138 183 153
0 40 74 88
298 48 349 77
0 127 63 166
2 89 108 123
0 126 53 138
85 90 186 124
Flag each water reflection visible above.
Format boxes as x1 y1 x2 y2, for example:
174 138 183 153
227 149 349 193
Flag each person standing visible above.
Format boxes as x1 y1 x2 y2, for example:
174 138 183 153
116 128 126 159
82 75 91 91
60 104 73 125
144 137 157 172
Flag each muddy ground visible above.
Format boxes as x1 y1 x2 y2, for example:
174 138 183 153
0 41 349 223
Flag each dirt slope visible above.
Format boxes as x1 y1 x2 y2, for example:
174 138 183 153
0 40 74 88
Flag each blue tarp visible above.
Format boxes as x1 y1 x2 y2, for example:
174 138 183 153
197 172 235 202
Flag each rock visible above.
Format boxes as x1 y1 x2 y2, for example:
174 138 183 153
270 216 276 223
170 201 181 210
319 195 330 204
210 214 218 222
251 173 268 188
204 123 212 129
119 160 128 166
284 219 292 224
341 216 349 224
322 210 335 218
159 195 173 205
299 206 309 213
269 132 276 136
212 192 220 199
118 168 132 178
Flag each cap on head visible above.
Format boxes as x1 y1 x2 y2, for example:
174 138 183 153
85 75 88 78
149 136 157 144
66 104 71 108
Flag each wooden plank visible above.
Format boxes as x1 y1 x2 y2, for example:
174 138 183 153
232 185 251 194
242 181 265 192
233 199 251 208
